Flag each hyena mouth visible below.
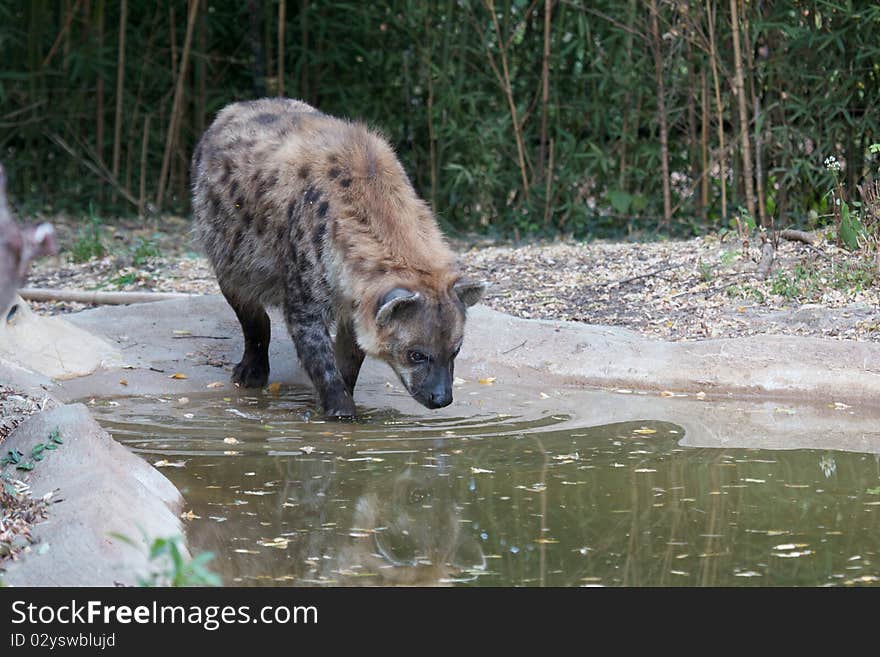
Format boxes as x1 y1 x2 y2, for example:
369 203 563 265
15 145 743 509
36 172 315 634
393 370 452 409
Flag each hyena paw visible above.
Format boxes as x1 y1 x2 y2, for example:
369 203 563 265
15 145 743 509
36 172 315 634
232 358 269 388
322 390 356 420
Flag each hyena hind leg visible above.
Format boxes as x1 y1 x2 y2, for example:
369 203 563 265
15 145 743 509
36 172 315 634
334 318 365 396
220 285 271 388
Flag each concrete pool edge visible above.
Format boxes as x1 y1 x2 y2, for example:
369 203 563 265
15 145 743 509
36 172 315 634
0 396 187 587
45 296 880 407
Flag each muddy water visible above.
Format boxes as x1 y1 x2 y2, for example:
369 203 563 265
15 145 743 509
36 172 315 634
89 389 880 587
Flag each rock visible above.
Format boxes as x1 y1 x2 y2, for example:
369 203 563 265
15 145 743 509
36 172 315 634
0 297 124 380
1 404 185 587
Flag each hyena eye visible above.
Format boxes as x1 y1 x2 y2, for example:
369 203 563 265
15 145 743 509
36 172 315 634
407 350 429 365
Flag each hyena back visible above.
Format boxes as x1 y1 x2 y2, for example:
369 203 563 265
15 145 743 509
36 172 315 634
191 98 484 418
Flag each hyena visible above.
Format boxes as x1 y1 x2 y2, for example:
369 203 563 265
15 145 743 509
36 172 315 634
191 98 485 418
0 164 56 314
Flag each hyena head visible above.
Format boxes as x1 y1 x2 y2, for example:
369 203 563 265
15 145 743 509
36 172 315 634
370 278 486 409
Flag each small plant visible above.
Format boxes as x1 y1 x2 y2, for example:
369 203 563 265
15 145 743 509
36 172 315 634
112 532 222 587
112 272 138 287
726 284 765 303
132 235 162 265
825 155 866 251
70 204 106 263
769 263 821 300
0 428 64 475
698 259 714 282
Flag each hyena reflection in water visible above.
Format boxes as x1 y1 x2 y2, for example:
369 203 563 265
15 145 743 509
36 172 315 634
191 98 485 419
186 459 485 586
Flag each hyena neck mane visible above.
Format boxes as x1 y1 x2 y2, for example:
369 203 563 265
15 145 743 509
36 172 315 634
326 126 462 355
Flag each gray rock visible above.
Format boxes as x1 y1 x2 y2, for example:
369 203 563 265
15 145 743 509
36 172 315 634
1 404 185 587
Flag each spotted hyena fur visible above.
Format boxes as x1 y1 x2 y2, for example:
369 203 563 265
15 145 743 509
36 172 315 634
191 98 484 418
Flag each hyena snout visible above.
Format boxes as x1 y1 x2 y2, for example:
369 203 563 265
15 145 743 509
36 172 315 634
419 368 453 409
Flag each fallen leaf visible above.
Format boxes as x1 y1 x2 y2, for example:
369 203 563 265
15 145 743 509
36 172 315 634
633 427 657 435
660 390 675 397
119 379 128 386
173 330 192 336
478 377 497 385
169 373 187 380
267 382 282 394
154 459 187 468
180 510 200 521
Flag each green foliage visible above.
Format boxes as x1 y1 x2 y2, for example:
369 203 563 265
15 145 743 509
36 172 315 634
70 206 106 263
0 428 64 475
838 202 864 251
112 532 222 587
131 236 162 265
1 1 880 238
112 272 137 287
698 259 714 283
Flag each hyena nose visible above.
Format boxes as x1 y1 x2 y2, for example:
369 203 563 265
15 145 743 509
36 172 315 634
428 387 453 409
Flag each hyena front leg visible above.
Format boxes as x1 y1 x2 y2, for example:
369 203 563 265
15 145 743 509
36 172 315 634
334 318 365 396
284 298 356 419
220 284 271 388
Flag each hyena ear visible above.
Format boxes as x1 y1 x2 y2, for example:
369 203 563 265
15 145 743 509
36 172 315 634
453 279 487 308
376 288 421 326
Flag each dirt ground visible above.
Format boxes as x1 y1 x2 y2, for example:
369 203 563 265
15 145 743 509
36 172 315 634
0 386 52 566
22 214 880 342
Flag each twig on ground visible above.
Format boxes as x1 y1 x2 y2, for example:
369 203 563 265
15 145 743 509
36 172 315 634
779 229 814 245
501 339 528 354
599 262 683 288
18 288 199 305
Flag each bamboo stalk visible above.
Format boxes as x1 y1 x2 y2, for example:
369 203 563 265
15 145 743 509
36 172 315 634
648 0 671 229
543 138 554 225
706 0 727 221
741 4 767 228
139 115 151 217
47 131 138 207
686 36 702 220
424 12 437 212
156 0 200 211
618 0 638 191
111 0 127 203
538 0 552 183
300 0 309 101
277 0 286 96
700 68 710 216
196 0 207 135
486 0 530 201
729 0 756 221
95 0 105 181
42 0 84 68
